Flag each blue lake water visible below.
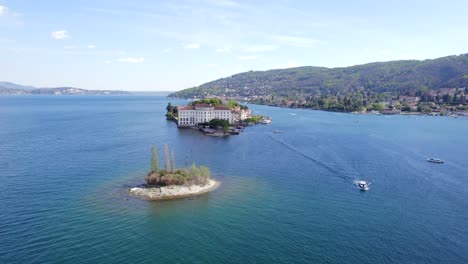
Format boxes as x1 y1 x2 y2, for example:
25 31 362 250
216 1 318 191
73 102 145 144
0 95 467 264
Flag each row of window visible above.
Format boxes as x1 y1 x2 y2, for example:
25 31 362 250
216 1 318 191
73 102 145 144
179 111 231 116
179 117 195 121
179 117 231 121
179 113 231 116
179 121 195 125
179 117 231 125
179 116 231 120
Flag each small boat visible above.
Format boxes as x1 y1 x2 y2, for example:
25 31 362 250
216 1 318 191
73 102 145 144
272 130 283 133
427 158 444 164
355 180 370 191
260 119 272 124
229 128 241 135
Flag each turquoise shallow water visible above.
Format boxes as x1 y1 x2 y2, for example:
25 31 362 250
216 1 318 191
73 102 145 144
0 95 467 263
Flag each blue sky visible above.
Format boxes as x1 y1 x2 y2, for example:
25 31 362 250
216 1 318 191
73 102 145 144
1 0 468 91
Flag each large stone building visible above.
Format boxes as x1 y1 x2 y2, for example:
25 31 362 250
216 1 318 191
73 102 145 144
177 104 234 127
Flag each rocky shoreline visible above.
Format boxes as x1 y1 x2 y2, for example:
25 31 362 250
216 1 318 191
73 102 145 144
128 179 220 200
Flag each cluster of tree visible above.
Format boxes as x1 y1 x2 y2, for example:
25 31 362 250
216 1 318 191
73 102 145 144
244 116 262 123
417 88 467 105
145 145 211 186
305 95 370 112
251 94 386 112
199 118 230 133
170 53 468 111
189 98 222 106
166 103 178 119
188 98 249 110
228 99 249 110
208 118 230 128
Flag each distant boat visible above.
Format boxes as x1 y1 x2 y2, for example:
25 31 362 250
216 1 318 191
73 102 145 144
230 129 241 135
272 130 283 133
354 180 370 191
260 119 272 124
427 158 444 164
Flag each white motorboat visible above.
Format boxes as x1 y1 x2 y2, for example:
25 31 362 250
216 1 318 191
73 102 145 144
355 180 370 191
427 158 444 164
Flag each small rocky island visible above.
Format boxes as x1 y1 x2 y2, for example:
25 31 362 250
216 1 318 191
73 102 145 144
129 145 219 200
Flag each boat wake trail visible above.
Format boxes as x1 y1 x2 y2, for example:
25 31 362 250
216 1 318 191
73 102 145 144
269 135 355 183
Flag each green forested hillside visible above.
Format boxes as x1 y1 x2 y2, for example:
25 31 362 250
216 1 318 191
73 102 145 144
171 53 468 99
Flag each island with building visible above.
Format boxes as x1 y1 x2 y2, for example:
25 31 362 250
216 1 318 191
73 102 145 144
166 98 271 137
128 144 219 200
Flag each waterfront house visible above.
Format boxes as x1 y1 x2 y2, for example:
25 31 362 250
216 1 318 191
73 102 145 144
399 96 421 104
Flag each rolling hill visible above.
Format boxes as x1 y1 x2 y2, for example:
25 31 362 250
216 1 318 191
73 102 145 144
170 53 468 99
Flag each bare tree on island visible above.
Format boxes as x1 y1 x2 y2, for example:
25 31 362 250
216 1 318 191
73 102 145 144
146 146 160 185
164 144 170 172
150 146 159 173
146 144 213 187
190 163 201 183
171 150 176 173
200 166 211 185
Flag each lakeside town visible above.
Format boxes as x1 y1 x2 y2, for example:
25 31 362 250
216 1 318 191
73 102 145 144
180 87 468 117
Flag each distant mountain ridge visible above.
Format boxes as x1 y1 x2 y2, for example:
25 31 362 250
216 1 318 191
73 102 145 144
0 82 130 95
0 82 36 91
170 53 468 99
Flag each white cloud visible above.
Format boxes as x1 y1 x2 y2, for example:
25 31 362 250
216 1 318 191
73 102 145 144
216 47 231 53
64 46 77 50
0 5 8 16
117 57 145 63
238 55 257 60
207 63 218 68
273 35 319 47
0 5 23 19
51 30 70 40
184 43 200 49
163 48 172 53
87 44 96 49
242 45 277 53
104 60 112 64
